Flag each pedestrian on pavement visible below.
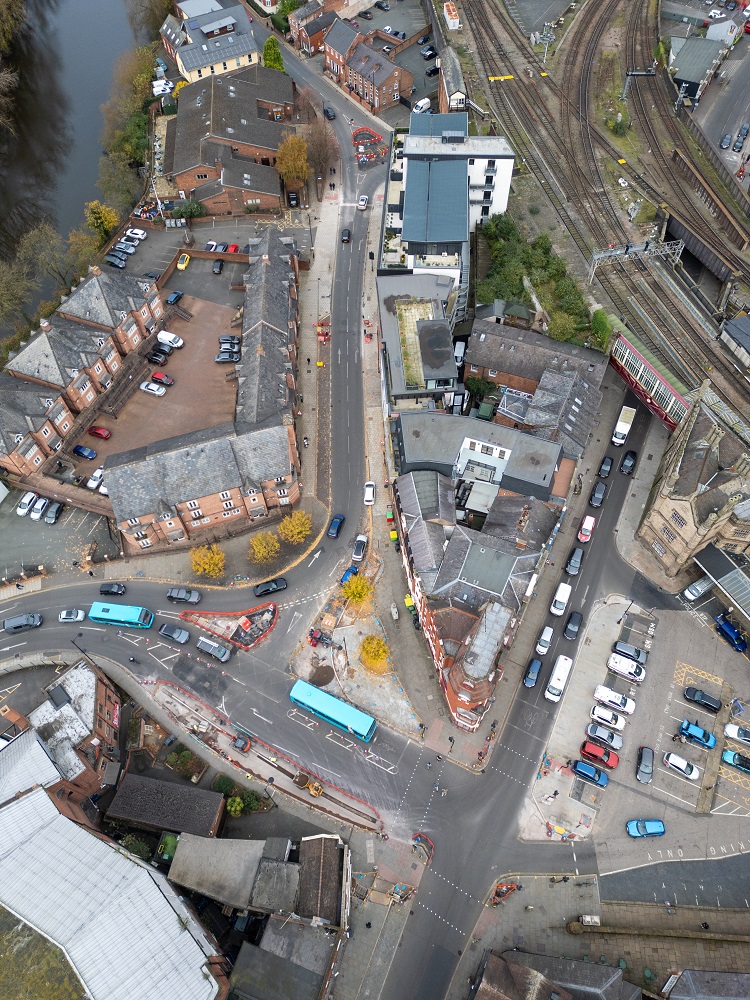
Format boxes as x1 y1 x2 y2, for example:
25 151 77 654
701 922 710 930
72 560 79 567
15 583 23 590
679 735 687 744
88 570 94 577
441 788 447 797
672 734 679 742
426 761 431 769
433 783 439 792
307 357 310 366
553 790 559 798
366 921 372 928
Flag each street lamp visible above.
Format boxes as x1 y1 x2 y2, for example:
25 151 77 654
263 776 275 800
617 600 634 625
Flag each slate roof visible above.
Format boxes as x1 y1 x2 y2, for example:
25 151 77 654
292 0 323 21
160 5 258 73
673 406 749 504
466 320 607 384
301 11 338 37
670 36 724 84
324 18 359 57
106 773 224 836
524 368 603 459
169 834 265 908
396 470 455 589
0 374 56 452
0 729 61 802
477 954 573 1000
105 424 291 522
346 42 400 86
57 268 152 330
297 835 342 925
221 157 281 195
172 68 295 174
402 157 469 243
6 316 113 387
722 313 750 354
230 941 321 1000
501 952 640 1000
439 46 465 97
483 494 558 550
251 858 300 912
408 111 468 137
669 969 750 1000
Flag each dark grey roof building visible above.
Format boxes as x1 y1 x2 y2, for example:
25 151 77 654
323 19 359 58
169 833 266 909
500 952 640 1000
160 5 259 78
106 774 224 837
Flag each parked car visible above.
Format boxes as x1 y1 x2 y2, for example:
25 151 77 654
59 609 85 623
580 740 619 769
159 623 190 644
100 582 126 595
150 371 174 386
157 331 183 349
679 719 716 749
598 455 613 478
228 244 239 253
86 467 104 490
426 65 440 77
578 515 596 543
113 242 136 255
73 445 97 460
29 496 49 521
218 335 241 347
663 752 700 780
523 658 542 688
146 351 168 366
166 291 183 305
382 44 394 53
612 640 648 665
213 259 224 274
152 342 172 356
45 501 63 524
418 34 430 43
16 491 37 517
250 576 287 598
626 819 665 838
721 749 750 775
215 242 229 252
586 723 623 750
589 481 607 508
720 133 733 149
289 191 300 207
204 241 217 252
242 244 250 254
571 760 608 787
733 131 746 152
103 255 126 269
594 685 635 715
352 534 368 562
423 47 437 60
619 449 637 475
324 106 336 120
725 723 750 746
420 43 434 55
684 686 721 713
166 587 201 604
374 1 390 9
140 381 166 396
119 235 140 248
126 228 147 240
176 253 190 270
360 9 373 17
143 271 161 281
341 228 351 243
340 564 358 585
636 745 654 783
607 653 646 684
215 351 241 363
565 547 585 576
535 625 553 655
564 611 583 640
328 513 345 538
88 426 111 440
590 704 626 730
364 481 375 505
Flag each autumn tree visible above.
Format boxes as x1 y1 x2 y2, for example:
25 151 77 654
0 67 19 135
124 0 174 38
263 36 285 72
0 261 36 329
17 222 73 288
68 226 102 276
360 634 390 672
276 133 309 191
342 574 373 605
0 0 26 54
122 835 151 860
306 120 340 179
278 510 312 545
249 531 280 564
84 201 120 244
190 543 226 579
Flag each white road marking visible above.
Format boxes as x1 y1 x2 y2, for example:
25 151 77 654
286 611 302 633
0 642 26 651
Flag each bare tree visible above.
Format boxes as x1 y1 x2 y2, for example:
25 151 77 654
0 66 19 135
305 120 340 179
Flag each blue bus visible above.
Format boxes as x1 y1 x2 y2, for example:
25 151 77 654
289 679 377 742
88 602 154 628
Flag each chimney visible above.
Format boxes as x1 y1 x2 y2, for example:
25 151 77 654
91 265 102 276
263 254 270 265
40 318 51 331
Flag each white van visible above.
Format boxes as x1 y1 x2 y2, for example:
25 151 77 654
682 575 712 602
545 655 573 703
606 653 646 684
550 582 572 617
157 331 184 349
413 97 431 114
453 341 466 365
536 625 554 655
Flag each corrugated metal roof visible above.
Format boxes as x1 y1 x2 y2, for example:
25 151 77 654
402 159 468 242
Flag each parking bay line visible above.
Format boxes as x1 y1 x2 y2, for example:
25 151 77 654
651 778 701 809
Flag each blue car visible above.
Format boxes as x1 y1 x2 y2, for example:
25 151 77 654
571 760 608 787
72 445 97 460
523 658 542 688
340 564 358 585
626 819 665 838
721 749 750 775
679 719 716 749
327 513 345 538
166 290 183 305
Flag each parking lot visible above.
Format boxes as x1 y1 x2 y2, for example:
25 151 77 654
0 488 119 576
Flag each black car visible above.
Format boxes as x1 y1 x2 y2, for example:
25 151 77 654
215 351 241 363
564 611 583 640
146 351 168 365
417 34 430 43
720 133 733 150
360 8 373 16
684 686 722 713
166 587 201 604
341 228 351 243
565 546 585 576
218 335 241 347
598 455 613 478
733 133 745 153
425 65 440 77
523 658 542 688
589 481 607 508
254 577 287 597
144 271 162 280
619 450 637 475
215 242 229 252
242 244 250 254
159 623 190 644
104 254 126 269
152 342 172 356
100 582 126 596
327 513 345 537
741 123 750 139
323 106 336 120
636 745 654 784
374 1 390 9
212 259 224 274
423 47 437 60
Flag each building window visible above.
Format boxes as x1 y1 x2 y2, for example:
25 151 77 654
127 517 139 526
483 190 492 201
651 539 666 556
485 177 493 187
661 525 676 543
249 496 258 503
139 539 152 549
469 158 474 165
481 206 490 217
222 62 227 70
481 445 493 456
62 422 69 431
191 510 203 519
470 365 478 373
196 173 208 180
279 497 291 505
187 500 199 510
220 491 231 500
42 427 50 437
488 369 497 378
670 510 687 529
197 68 203 78
222 509 239 517
223 500 234 509
210 65 215 74
487 159 496 168
134 531 148 540
111 361 118 371
277 489 289 497
34 456 41 465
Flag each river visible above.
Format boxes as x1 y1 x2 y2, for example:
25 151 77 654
1 0 140 263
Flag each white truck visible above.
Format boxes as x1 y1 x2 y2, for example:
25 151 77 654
611 405 636 446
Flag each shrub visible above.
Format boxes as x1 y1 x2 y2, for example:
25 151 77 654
214 775 235 796
242 790 261 811
226 796 244 817
122 835 151 860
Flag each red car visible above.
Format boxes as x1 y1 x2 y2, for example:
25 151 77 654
88 426 111 440
150 371 175 386
580 740 619 769
228 243 240 253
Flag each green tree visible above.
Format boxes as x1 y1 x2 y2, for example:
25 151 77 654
590 309 612 352
548 310 577 342
84 200 120 243
249 531 280 564
342 574 373 604
17 222 73 288
242 790 261 811
190 543 226 579
276 133 308 188
279 0 302 14
263 36 285 72
226 796 244 816
0 260 36 328
464 376 496 402
122 834 152 860
278 510 312 545
172 198 206 219
213 775 235 796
